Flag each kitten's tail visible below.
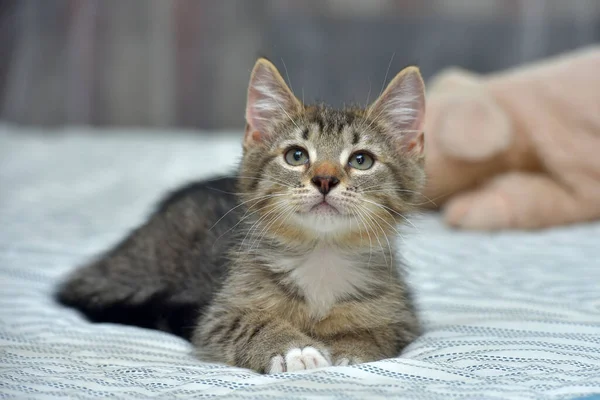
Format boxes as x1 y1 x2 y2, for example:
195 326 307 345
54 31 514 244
55 262 204 341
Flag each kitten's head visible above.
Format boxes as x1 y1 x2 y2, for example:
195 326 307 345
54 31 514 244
238 58 426 242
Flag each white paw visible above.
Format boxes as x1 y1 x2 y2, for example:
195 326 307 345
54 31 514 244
267 346 331 373
268 354 286 373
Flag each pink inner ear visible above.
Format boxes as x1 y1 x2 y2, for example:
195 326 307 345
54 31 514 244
251 130 263 142
400 131 425 156
243 124 265 148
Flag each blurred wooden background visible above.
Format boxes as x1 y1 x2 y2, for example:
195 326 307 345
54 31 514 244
0 0 598 130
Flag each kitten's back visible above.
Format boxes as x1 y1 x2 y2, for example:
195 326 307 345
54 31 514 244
57 177 240 339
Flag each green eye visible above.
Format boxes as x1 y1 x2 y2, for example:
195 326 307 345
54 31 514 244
348 152 374 170
284 147 309 166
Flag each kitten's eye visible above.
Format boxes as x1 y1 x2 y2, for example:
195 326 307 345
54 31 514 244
348 152 374 170
284 147 309 166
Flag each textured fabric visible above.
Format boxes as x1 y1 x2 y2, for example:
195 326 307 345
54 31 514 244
1 123 600 399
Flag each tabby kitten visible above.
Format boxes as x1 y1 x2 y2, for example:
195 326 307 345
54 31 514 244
57 58 427 373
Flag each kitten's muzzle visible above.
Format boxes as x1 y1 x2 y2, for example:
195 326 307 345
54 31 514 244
311 176 340 195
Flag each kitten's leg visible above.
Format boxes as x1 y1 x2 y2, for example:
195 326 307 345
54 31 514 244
194 310 331 374
444 171 599 230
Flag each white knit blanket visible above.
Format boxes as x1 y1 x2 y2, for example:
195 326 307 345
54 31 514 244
1 124 599 399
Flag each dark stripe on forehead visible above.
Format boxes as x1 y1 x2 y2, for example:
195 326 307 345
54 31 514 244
337 121 346 137
344 111 356 125
352 130 360 145
302 127 309 140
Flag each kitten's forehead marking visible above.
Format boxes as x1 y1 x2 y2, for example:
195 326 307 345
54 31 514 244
351 129 360 145
311 114 353 161
290 111 365 168
301 127 310 140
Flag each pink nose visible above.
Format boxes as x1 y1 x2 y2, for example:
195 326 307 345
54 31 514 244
311 176 340 195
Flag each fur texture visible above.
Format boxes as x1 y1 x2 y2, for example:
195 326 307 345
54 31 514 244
57 58 427 374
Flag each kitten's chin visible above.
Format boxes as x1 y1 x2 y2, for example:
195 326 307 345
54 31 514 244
293 208 351 234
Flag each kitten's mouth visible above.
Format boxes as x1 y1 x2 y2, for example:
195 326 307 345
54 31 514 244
309 201 340 216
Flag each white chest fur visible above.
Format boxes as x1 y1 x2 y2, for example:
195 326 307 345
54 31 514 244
278 245 372 319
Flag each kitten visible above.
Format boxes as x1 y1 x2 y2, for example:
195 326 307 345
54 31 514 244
57 58 427 373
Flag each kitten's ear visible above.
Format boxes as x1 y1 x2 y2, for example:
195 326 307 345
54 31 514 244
368 66 426 157
244 58 301 148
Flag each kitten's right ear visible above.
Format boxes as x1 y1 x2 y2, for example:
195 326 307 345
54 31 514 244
244 58 301 148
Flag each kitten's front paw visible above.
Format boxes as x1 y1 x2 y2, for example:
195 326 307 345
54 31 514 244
268 346 331 373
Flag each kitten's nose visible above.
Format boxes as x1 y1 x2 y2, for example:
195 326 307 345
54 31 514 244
311 176 340 195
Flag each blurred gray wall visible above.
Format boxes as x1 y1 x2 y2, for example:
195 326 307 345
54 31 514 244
0 0 598 130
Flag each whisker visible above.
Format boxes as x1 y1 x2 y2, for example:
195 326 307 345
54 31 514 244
374 214 394 271
276 204 298 232
238 203 281 249
350 204 373 266
358 203 408 247
351 205 365 243
356 204 392 267
209 193 286 232
356 180 425 192
357 183 408 192
250 203 292 250
357 186 442 208
280 57 294 94
211 199 282 248
359 198 419 232
265 206 298 251
260 173 300 189
365 190 442 208
366 212 389 267
236 175 296 189
252 204 297 251
365 52 395 122
354 205 386 266
362 105 388 132
240 201 288 250
381 52 396 98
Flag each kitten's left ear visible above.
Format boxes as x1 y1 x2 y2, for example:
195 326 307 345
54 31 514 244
368 66 426 157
